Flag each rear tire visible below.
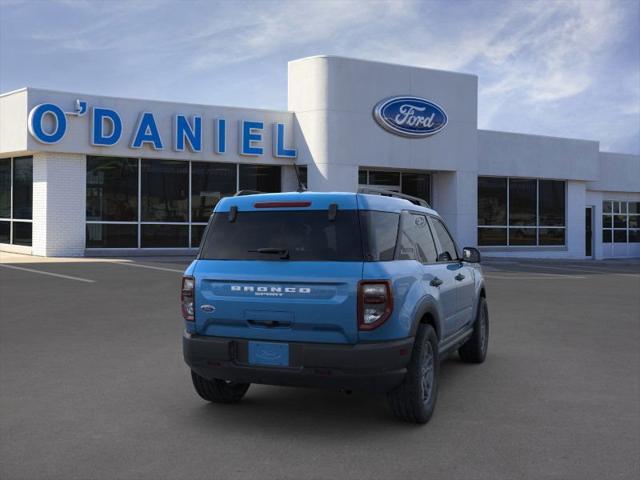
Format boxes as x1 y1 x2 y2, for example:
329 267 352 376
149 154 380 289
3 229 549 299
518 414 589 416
387 324 439 424
458 296 489 363
191 370 250 404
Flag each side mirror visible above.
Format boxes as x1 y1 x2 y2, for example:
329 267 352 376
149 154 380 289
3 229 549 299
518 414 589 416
462 247 481 263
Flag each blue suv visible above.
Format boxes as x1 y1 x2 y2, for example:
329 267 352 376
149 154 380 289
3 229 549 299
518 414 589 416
182 190 488 423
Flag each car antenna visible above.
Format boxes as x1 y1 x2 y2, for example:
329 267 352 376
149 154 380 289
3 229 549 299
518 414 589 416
293 164 306 192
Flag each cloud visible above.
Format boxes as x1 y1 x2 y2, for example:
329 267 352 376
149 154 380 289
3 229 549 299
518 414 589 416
1 0 638 153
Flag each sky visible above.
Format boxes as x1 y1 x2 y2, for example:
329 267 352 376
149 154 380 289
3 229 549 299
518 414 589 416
1 0 639 154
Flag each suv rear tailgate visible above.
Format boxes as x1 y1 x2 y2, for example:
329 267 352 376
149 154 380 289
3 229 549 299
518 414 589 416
194 260 362 344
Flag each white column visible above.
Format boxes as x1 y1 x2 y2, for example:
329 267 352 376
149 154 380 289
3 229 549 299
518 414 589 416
432 170 477 249
32 152 86 257
566 181 586 259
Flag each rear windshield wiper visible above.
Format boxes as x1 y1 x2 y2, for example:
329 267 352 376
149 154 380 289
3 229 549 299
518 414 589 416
248 247 290 259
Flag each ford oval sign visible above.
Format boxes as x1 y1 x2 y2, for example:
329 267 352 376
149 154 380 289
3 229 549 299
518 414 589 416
373 96 447 138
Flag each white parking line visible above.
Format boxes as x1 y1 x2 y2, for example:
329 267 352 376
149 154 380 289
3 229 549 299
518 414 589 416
0 264 96 283
111 261 185 273
512 262 640 277
485 273 586 280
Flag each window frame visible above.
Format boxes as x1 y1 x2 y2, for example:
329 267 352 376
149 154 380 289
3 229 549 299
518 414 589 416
0 156 33 246
395 211 439 264
477 176 567 247
85 156 282 249
602 200 640 245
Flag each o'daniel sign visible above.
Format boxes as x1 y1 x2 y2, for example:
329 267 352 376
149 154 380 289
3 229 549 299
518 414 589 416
373 96 447 138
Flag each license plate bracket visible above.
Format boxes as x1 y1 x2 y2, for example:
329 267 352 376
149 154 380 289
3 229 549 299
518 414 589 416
248 341 289 367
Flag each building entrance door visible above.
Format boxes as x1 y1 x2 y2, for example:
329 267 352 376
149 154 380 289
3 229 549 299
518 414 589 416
585 206 593 257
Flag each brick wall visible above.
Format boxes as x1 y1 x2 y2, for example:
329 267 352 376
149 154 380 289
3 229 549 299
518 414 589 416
32 152 86 256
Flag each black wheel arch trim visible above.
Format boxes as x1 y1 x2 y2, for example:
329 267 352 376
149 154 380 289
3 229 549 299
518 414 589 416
410 296 443 340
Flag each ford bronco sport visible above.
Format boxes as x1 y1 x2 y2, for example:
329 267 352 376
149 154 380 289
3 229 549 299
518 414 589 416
182 190 488 423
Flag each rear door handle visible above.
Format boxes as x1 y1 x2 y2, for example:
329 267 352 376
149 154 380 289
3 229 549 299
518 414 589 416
430 277 443 287
455 273 465 281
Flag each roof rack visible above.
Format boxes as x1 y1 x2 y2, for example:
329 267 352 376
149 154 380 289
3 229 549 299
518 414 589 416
234 190 263 196
357 186 431 208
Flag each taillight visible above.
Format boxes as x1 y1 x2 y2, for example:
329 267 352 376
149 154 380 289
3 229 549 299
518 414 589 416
181 276 195 321
358 280 393 330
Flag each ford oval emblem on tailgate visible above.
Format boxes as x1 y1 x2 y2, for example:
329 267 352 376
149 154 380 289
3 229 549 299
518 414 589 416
200 304 215 313
373 96 447 138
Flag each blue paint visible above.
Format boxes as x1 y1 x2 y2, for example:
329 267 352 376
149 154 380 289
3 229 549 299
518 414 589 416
175 115 202 152
28 103 67 144
373 96 447 137
131 112 164 149
215 118 226 154
240 120 263 156
273 123 297 158
91 107 122 146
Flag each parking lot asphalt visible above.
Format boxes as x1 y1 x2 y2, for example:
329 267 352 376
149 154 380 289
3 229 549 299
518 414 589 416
1 256 639 480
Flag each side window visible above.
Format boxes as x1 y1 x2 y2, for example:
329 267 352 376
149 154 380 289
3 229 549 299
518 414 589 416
397 212 438 263
429 217 459 261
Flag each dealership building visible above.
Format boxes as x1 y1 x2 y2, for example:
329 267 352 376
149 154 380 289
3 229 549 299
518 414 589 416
1 56 638 259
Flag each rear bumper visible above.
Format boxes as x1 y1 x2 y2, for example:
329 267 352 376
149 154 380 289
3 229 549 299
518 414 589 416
183 333 414 393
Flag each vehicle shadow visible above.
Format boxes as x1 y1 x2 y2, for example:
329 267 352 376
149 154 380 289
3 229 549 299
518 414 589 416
181 356 469 438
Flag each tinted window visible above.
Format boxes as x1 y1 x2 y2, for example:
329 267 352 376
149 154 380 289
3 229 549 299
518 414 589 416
509 228 536 245
239 165 280 192
478 227 507 246
539 180 565 226
430 217 458 261
539 228 565 246
0 220 9 243
360 210 399 261
368 170 400 186
0 159 10 218
297 166 308 190
478 177 507 226
86 224 138 248
191 224 208 248
191 162 236 222
12 156 32 219
86 156 138 221
141 160 188 221
509 179 536 226
12 222 32 246
201 210 362 261
397 213 437 262
141 224 189 248
358 169 367 184
401 173 431 204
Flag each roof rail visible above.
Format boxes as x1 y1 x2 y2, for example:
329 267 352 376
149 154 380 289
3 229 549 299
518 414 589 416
234 190 262 196
357 186 431 208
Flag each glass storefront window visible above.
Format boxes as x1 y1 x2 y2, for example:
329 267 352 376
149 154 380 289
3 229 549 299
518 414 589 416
141 159 189 222
191 162 236 222
141 224 189 248
478 227 507 246
539 180 565 226
0 159 10 218
0 156 33 246
86 224 138 248
359 169 432 204
477 177 507 226
508 178 537 226
401 173 431 205
239 164 281 192
87 157 138 221
603 200 640 246
508 227 537 246
477 177 566 246
86 157 283 249
0 220 9 243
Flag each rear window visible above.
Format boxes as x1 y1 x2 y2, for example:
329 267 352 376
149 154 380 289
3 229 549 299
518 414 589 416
200 210 363 261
